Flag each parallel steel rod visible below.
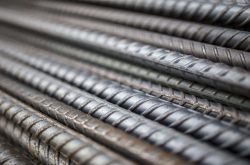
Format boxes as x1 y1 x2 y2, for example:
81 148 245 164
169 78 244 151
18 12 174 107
28 0 250 52
0 91 135 165
0 77 182 165
0 8 249 98
1 52 250 160
2 34 249 129
80 0 250 29
1 25 249 111
0 57 243 165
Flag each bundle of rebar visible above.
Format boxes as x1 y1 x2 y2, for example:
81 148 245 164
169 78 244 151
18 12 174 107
0 0 249 164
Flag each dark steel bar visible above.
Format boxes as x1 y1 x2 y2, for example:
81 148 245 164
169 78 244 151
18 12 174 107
0 25 248 111
0 91 134 165
29 0 250 52
0 9 249 98
0 77 183 165
1 50 250 160
0 135 37 165
0 57 243 165
81 0 250 29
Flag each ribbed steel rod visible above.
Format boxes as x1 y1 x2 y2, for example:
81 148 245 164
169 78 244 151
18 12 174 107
3 37 248 129
0 135 37 165
2 33 249 128
3 3 250 69
0 9 249 98
0 57 243 165
81 0 250 29
1 50 250 159
30 9 250 69
29 0 250 52
1 25 249 111
0 92 135 165
0 76 182 165
0 117 70 165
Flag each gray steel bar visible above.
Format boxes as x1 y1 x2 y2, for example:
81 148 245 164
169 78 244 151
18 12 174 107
0 8 249 98
0 57 242 165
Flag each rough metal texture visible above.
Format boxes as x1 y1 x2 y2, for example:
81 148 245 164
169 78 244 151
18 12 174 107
0 117 70 165
35 10 250 69
2 52 250 160
2 46 250 158
2 27 249 112
32 0 250 52
0 57 244 165
82 0 250 29
3 38 247 129
0 9 249 98
0 77 182 165
0 135 36 165
0 92 134 165
2 34 248 129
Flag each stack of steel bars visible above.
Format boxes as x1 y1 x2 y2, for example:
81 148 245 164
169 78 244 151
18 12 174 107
0 0 249 164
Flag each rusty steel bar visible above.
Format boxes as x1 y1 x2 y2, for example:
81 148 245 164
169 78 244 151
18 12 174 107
1 50 250 160
0 57 244 165
0 91 135 165
80 0 250 29
0 78 184 165
0 8 249 98
0 25 248 112
27 0 250 52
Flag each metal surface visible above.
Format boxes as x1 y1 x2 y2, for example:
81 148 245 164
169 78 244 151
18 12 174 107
0 1 249 164
30 0 250 52
1 33 248 129
0 91 134 165
0 8 249 98
0 57 244 165
82 0 250 29
1 26 248 112
0 135 37 165
1 46 250 158
0 78 182 165
36 10 250 69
